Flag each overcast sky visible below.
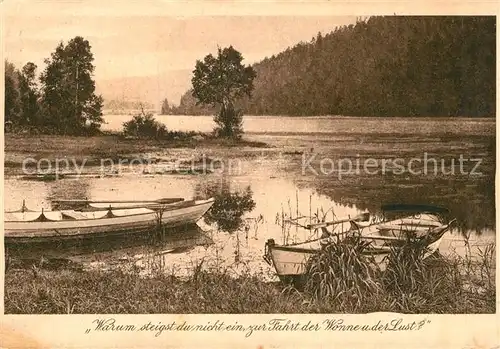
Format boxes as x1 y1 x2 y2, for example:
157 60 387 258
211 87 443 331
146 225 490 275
4 2 356 81
6 1 486 104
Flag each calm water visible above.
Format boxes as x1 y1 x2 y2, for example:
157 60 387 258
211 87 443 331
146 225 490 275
102 113 494 136
5 115 496 279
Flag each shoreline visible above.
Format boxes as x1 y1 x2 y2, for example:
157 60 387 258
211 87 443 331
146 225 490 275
4 133 271 176
4 249 495 314
4 127 495 314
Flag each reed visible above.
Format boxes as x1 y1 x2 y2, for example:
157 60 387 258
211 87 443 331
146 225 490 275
382 238 429 296
301 235 496 314
4 247 495 314
304 235 381 312
4 237 495 314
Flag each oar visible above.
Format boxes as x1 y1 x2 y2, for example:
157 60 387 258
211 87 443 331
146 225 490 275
360 234 418 241
305 212 370 230
53 197 184 204
75 200 193 212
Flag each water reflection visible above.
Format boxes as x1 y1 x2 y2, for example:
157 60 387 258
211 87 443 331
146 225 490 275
4 126 495 277
7 223 213 264
307 174 495 235
286 133 495 235
47 178 91 203
194 178 256 233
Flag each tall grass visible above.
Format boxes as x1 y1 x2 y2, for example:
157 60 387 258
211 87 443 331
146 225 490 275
5 261 306 314
304 236 380 311
301 235 495 314
4 235 495 314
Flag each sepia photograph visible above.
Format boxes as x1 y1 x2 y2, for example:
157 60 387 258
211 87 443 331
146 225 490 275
1 1 497 343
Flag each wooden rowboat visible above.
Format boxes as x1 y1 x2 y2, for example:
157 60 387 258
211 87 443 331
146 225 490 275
264 207 454 285
5 198 215 244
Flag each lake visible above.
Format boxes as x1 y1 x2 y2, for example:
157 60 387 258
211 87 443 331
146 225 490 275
4 115 496 279
102 113 494 136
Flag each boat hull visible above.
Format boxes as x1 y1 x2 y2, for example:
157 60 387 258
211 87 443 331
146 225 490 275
264 217 451 285
5 199 214 243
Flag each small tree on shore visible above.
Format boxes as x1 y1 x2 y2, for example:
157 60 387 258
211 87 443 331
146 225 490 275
161 98 170 115
192 46 256 139
122 109 167 139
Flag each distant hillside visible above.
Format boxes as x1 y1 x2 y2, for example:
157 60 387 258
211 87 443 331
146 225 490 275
96 69 192 109
103 99 155 112
175 16 496 117
167 89 217 115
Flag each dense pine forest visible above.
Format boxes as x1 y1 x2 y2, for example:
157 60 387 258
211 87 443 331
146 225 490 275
171 16 496 117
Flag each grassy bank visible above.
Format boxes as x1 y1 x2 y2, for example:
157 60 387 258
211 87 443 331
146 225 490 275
4 133 269 175
5 242 495 314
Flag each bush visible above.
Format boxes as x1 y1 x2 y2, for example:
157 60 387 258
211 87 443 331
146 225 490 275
122 111 167 139
213 105 243 139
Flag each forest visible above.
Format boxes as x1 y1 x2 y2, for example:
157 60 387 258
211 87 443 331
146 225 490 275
5 37 104 135
170 16 496 117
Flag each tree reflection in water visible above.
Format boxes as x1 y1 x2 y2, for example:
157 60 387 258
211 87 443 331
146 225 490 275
195 179 256 233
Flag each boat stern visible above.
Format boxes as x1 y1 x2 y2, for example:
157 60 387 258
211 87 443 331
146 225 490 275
263 238 275 266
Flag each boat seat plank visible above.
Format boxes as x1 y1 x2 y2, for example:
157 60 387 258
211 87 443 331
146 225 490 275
61 211 90 220
376 223 436 232
396 218 441 227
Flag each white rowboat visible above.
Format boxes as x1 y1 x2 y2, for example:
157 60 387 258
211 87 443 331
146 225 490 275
5 198 215 243
264 211 454 285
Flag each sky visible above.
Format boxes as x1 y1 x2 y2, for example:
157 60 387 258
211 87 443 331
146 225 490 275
3 1 360 104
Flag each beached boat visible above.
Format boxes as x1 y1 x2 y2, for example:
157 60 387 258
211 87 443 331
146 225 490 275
5 198 215 243
263 205 454 284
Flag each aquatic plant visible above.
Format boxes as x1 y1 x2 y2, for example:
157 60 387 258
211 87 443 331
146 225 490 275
304 235 380 311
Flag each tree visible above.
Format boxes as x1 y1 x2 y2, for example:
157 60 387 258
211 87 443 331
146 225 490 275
18 62 40 126
160 98 170 114
4 60 21 125
192 46 256 138
205 16 495 118
40 36 103 134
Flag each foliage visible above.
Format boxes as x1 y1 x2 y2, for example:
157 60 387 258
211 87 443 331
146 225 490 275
122 110 167 139
191 46 256 138
160 98 171 115
168 89 216 115
177 16 495 117
382 238 429 295
4 241 495 313
212 105 244 139
304 236 380 311
197 183 256 233
301 235 496 313
18 62 40 126
39 36 104 134
4 61 40 129
4 60 21 125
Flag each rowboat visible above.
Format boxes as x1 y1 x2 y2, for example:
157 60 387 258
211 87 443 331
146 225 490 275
50 197 185 211
5 198 215 244
263 205 454 285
